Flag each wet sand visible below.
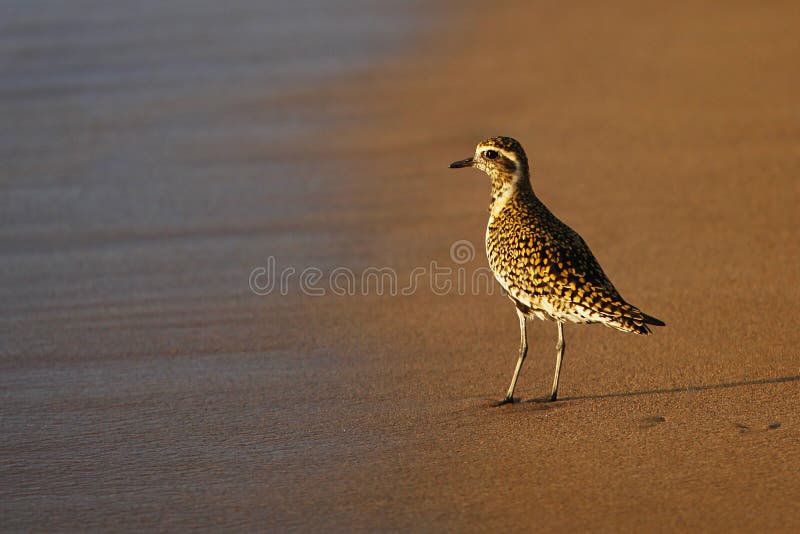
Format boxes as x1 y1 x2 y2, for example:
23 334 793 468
4 0 800 531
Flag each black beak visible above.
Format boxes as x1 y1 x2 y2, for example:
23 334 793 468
449 157 473 169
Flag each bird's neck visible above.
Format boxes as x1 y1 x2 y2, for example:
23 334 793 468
489 170 534 216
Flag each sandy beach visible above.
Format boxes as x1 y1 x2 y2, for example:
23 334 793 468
3 0 800 531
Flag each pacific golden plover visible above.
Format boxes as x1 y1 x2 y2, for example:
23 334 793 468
450 136 664 403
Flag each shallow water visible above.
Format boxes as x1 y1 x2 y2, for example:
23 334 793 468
1 2 422 529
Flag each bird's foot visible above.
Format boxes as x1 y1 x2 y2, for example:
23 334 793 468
547 393 558 402
493 396 516 407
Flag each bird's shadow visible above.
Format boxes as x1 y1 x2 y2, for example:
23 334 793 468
555 374 800 402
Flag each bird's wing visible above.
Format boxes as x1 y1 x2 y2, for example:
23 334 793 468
540 223 661 333
529 213 621 297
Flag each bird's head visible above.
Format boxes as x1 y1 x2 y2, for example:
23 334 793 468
449 136 529 182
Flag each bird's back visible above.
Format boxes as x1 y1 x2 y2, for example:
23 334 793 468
486 188 662 334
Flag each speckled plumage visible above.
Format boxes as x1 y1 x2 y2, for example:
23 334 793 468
485 164 658 335
450 136 664 402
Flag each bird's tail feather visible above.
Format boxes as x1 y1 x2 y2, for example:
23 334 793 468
598 301 665 335
642 312 666 327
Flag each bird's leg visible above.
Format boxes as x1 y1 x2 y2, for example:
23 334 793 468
548 321 565 401
500 308 528 404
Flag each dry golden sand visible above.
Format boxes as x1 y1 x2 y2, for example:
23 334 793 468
295 0 800 530
3 0 800 531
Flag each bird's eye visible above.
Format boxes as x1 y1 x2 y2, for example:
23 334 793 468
484 150 498 160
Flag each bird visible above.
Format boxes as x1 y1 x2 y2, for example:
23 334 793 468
449 136 664 404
